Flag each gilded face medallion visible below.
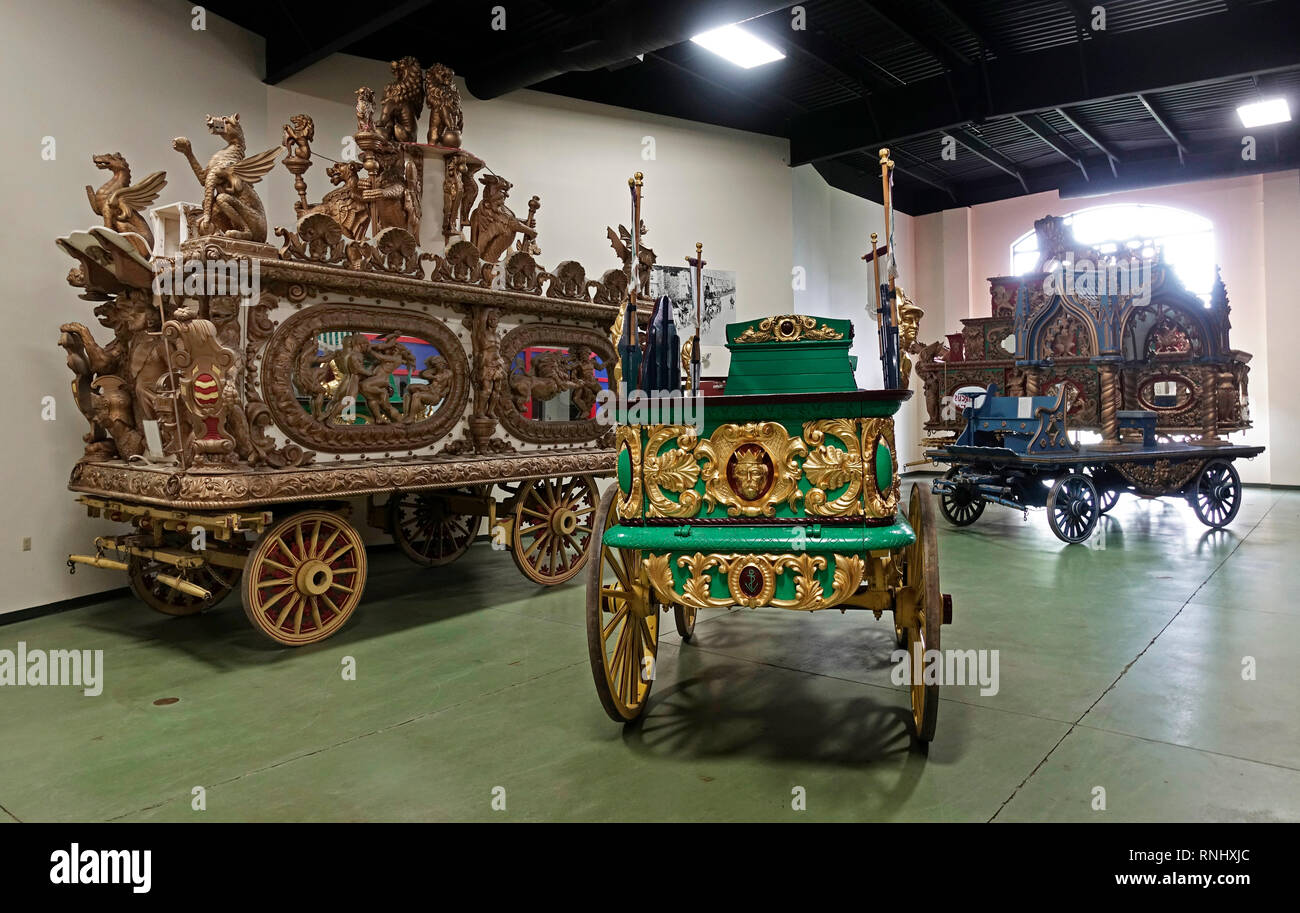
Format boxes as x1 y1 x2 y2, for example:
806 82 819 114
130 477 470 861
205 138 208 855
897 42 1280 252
727 444 774 502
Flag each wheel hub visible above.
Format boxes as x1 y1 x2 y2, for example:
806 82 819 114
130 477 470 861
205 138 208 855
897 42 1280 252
551 507 579 536
295 558 334 596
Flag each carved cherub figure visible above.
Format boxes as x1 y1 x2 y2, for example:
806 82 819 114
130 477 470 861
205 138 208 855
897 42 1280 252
377 57 425 142
173 113 280 242
86 153 167 252
469 175 536 261
425 63 463 146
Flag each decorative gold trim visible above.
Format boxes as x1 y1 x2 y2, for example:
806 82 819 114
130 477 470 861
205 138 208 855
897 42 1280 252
68 450 614 511
734 315 844 343
647 552 865 611
615 425 643 520
642 425 701 518
696 422 806 517
862 417 900 516
802 419 864 516
1112 458 1204 495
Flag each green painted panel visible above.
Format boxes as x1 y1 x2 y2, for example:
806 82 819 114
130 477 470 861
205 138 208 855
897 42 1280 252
875 438 892 494
617 444 631 494
603 518 914 553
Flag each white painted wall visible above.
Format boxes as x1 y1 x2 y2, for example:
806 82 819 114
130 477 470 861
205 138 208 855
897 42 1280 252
909 170 1300 485
790 165 921 465
1 2 795 614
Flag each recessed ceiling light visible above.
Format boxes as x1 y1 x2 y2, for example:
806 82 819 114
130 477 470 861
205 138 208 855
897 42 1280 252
1237 98 1291 128
690 24 785 69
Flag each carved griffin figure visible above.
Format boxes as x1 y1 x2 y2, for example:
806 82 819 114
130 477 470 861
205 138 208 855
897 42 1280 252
173 113 280 243
86 152 167 253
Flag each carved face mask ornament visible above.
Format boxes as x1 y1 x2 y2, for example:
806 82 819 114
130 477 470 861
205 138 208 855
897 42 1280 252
729 445 773 502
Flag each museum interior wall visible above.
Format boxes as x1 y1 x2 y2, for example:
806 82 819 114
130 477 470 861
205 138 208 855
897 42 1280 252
909 171 1300 486
0 0 794 615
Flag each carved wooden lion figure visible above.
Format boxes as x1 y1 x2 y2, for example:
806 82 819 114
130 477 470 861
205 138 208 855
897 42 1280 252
377 56 425 143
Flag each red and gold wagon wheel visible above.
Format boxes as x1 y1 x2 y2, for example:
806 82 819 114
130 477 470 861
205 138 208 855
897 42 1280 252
586 486 659 722
128 555 241 617
899 483 942 742
240 510 368 646
511 475 596 586
389 486 486 568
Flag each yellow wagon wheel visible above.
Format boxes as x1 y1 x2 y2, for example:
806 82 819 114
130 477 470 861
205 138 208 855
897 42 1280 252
900 482 942 742
586 486 659 722
511 475 596 586
128 555 240 617
389 486 485 568
240 510 368 646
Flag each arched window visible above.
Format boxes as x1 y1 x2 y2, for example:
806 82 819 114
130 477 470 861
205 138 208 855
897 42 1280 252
1010 203 1215 303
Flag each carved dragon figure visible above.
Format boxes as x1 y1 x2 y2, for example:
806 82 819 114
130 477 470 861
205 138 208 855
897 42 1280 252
173 113 280 242
86 153 167 252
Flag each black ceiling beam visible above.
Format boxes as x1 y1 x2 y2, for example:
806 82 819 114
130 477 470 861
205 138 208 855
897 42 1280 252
1015 113 1088 180
1055 107 1120 177
931 0 1011 60
946 127 1030 193
745 16 900 94
789 1 1300 164
891 146 959 203
863 0 970 72
264 0 435 84
1136 92 1192 164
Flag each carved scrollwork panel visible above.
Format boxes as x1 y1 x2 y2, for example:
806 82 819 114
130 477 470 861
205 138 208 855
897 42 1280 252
861 418 900 517
647 552 865 611
642 425 701 519
493 323 616 444
263 304 469 453
802 419 863 517
615 425 643 520
695 422 807 518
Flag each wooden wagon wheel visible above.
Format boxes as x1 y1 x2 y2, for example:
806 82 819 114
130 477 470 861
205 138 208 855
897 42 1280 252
1191 459 1241 529
389 486 486 568
673 604 697 640
586 486 659 722
128 555 240 617
900 483 942 742
1046 472 1099 544
240 510 368 646
511 475 596 586
938 467 985 526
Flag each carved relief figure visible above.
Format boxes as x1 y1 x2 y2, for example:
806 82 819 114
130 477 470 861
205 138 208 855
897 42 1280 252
356 333 415 424
510 350 570 412
425 63 463 146
86 153 167 252
459 158 484 226
469 175 536 261
302 161 368 239
567 346 603 416
173 113 280 243
606 223 656 297
403 355 452 422
362 145 422 242
282 113 314 159
473 310 508 420
377 57 425 143
355 87 376 133
730 447 773 501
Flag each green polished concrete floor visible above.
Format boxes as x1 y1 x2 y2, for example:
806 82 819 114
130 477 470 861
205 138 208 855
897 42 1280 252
2 486 1297 822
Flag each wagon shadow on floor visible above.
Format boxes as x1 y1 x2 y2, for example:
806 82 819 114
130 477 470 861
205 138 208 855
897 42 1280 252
74 544 530 667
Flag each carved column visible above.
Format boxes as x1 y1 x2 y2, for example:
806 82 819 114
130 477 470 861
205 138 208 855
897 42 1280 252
1025 367 1043 397
1195 370 1224 446
1096 361 1124 449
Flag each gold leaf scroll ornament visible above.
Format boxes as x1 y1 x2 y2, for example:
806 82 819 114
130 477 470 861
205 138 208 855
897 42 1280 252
802 419 864 516
696 422 806 517
734 315 844 343
647 552 866 610
643 426 701 518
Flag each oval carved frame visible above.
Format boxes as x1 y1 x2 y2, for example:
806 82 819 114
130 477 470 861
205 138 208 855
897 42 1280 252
262 304 470 453
494 323 616 444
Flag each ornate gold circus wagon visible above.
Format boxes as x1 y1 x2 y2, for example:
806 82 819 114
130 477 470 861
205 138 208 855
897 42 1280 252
586 153 954 742
58 61 648 645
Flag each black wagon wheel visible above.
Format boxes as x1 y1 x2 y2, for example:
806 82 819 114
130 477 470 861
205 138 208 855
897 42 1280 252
388 486 486 568
1191 459 1242 529
1084 467 1120 514
129 555 240 616
938 468 986 526
1046 472 1099 544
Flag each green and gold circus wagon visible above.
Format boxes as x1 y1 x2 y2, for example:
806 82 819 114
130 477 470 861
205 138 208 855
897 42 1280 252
585 313 953 741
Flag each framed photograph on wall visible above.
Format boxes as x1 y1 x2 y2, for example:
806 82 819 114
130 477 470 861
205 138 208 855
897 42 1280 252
650 264 737 347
